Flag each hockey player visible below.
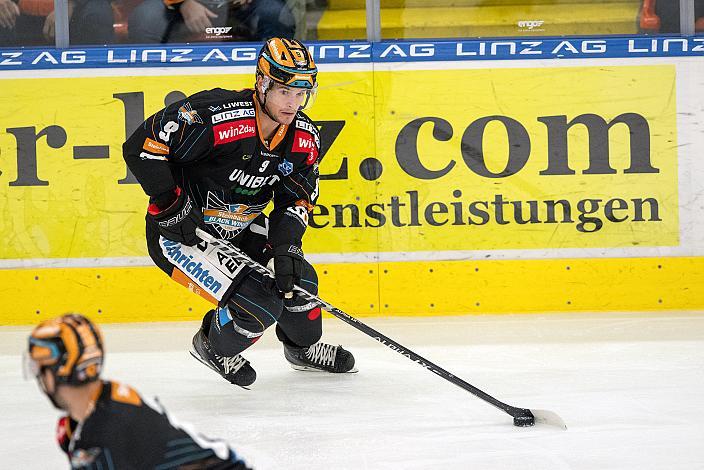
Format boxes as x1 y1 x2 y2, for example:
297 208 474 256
122 37 356 388
25 313 251 469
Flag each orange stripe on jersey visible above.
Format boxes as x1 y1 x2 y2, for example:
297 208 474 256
269 123 288 150
110 381 142 406
171 268 219 305
254 98 288 151
286 176 311 201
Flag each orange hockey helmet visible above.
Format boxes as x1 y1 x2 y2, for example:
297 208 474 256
27 313 104 386
256 37 318 110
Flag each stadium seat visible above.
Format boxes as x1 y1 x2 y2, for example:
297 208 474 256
315 0 642 40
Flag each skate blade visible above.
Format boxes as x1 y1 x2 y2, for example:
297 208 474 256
289 363 359 373
188 349 251 390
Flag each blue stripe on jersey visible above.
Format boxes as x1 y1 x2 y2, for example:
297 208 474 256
155 450 216 470
164 444 202 459
158 110 167 139
279 180 299 197
105 449 115 470
234 293 278 322
177 127 208 158
167 437 197 447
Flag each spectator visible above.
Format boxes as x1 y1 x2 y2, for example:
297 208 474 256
128 0 295 44
0 0 114 47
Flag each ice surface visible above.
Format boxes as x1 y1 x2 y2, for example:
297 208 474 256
2 311 703 469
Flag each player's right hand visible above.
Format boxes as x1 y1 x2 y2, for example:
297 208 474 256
271 245 305 299
147 187 204 246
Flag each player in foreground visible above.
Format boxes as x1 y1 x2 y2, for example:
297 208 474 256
25 313 251 469
122 37 355 388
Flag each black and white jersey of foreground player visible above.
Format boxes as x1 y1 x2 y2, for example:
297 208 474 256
122 37 355 387
27 314 250 469
56 381 250 469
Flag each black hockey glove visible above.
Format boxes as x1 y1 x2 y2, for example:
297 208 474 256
147 187 203 246
271 245 305 299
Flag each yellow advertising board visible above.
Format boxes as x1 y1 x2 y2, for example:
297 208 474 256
0 71 375 259
315 65 679 252
1 64 701 324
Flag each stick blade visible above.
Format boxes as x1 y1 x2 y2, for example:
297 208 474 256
530 409 567 430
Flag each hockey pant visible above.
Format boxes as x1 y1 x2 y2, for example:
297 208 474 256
146 214 322 357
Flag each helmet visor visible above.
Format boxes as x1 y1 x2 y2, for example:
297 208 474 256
300 83 318 110
22 350 41 381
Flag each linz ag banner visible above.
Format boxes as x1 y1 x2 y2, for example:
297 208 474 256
0 64 677 259
0 36 702 69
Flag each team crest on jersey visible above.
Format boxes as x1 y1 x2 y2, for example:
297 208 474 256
203 193 268 239
177 102 203 125
278 159 293 176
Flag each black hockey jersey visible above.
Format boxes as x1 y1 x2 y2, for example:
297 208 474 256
59 380 250 469
123 88 321 249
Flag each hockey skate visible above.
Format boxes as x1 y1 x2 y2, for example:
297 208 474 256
284 342 357 373
190 323 256 388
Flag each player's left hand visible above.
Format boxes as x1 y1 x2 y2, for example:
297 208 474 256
271 245 304 298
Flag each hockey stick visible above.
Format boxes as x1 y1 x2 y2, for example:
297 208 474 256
195 228 566 429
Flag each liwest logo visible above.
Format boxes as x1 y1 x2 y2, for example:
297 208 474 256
213 119 255 145
292 130 319 164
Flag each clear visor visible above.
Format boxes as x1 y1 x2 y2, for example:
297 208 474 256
261 77 318 111
300 83 318 111
22 350 41 381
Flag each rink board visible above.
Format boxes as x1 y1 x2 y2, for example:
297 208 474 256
1 256 703 325
1 38 704 323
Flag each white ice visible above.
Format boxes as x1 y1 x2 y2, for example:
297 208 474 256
1 311 703 469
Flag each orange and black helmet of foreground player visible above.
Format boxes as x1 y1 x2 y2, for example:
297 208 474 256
257 37 317 89
27 313 104 386
256 38 318 111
